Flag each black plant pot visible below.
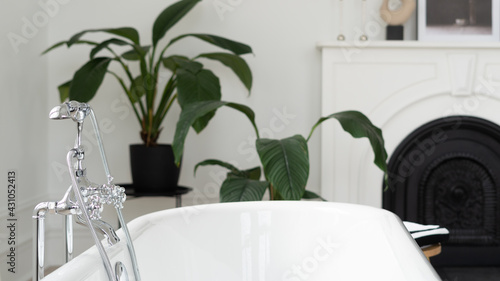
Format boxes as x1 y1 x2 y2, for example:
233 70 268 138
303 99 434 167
129 144 181 193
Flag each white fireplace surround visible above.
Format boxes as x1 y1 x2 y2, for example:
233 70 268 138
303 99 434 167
318 41 500 208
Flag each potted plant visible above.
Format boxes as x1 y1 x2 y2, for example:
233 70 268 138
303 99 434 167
172 100 388 201
43 0 253 193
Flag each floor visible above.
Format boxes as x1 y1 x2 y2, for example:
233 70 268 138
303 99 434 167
435 267 500 281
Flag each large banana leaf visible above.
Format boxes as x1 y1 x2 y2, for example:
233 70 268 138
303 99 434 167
41 40 68 54
195 159 261 180
307 110 387 173
256 135 309 200
57 80 71 102
197 52 252 92
162 55 190 72
220 176 268 202
194 159 240 176
67 27 140 46
68 57 112 102
121 46 151 61
41 40 98 55
152 0 200 47
176 67 220 105
235 166 261 180
302 190 326 201
176 66 221 132
90 38 130 59
129 76 147 103
173 100 258 165
168 33 253 55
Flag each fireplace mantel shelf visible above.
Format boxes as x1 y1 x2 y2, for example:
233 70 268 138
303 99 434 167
317 40 500 50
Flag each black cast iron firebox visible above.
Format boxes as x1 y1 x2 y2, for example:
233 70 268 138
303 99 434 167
383 116 500 266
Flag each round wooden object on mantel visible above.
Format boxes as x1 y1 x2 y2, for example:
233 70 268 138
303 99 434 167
380 0 416 25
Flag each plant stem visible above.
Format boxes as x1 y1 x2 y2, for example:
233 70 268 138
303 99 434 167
108 47 147 119
154 76 176 128
108 71 142 126
269 184 274 200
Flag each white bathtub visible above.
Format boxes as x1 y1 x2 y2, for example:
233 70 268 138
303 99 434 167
43 201 441 281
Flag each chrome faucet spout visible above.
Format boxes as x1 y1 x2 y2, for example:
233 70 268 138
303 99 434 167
75 215 120 246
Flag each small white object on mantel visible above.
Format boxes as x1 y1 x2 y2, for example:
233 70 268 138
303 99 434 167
317 40 500 207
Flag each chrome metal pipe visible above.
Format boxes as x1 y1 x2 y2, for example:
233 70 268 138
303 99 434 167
32 202 53 281
57 185 76 262
90 108 141 281
117 209 141 280
33 204 46 281
89 109 113 184
65 215 73 262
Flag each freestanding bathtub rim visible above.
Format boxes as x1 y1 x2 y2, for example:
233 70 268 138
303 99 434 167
43 201 442 281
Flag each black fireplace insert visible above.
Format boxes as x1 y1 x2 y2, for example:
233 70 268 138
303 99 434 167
383 116 500 266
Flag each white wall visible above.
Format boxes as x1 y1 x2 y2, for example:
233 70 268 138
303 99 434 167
45 0 416 206
0 1 52 280
1 0 417 279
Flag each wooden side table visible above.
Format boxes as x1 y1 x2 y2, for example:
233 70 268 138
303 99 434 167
422 243 442 260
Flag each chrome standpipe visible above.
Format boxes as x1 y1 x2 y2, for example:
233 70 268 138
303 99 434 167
65 215 73 262
32 185 79 280
33 101 140 281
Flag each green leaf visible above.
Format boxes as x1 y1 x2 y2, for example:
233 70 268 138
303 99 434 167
197 52 252 92
121 46 151 61
237 166 261 180
175 59 203 74
307 110 388 173
177 67 220 106
302 190 327 201
194 159 261 180
68 27 140 46
129 75 146 103
169 33 252 55
162 55 191 72
58 80 71 102
152 0 201 47
220 176 268 202
177 66 221 132
68 57 112 102
41 40 67 55
173 100 258 165
256 135 309 200
41 40 99 55
90 38 130 59
194 159 240 176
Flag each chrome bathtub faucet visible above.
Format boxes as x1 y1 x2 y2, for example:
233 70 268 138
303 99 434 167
33 101 140 281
